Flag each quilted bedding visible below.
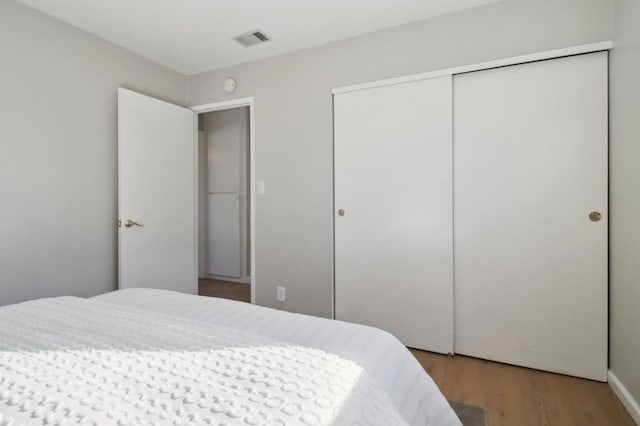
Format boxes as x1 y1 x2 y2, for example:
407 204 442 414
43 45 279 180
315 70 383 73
0 290 460 425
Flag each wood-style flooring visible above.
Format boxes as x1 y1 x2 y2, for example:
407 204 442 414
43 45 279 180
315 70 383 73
412 349 634 426
199 278 250 302
198 279 634 426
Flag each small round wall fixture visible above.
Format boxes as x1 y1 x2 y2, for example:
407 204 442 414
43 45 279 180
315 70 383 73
224 77 237 93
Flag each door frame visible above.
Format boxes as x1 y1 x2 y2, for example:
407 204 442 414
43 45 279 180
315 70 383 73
191 97 256 304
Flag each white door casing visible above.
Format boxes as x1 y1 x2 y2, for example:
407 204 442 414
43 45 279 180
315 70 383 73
191 97 256 304
118 88 196 293
453 52 608 381
334 76 454 354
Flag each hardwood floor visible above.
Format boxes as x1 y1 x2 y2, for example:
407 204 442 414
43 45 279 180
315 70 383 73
412 349 634 426
198 278 250 302
197 281 632 425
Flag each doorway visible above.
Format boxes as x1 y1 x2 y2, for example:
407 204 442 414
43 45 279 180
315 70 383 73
193 98 255 303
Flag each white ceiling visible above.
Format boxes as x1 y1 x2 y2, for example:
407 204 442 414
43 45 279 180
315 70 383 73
19 0 499 75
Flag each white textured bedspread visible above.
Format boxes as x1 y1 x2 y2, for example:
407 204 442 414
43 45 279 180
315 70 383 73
94 289 459 425
0 289 460 426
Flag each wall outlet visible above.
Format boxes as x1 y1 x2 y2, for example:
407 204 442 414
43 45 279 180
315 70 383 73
277 286 286 302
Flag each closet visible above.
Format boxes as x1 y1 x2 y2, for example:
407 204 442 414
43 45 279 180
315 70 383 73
334 51 608 381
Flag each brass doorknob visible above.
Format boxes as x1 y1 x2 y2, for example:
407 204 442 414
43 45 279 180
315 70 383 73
337 209 345 217
124 219 144 228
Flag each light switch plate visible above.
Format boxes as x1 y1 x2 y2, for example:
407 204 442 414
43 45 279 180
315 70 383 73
258 180 265 195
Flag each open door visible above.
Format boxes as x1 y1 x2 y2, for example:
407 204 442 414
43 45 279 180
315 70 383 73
118 88 196 293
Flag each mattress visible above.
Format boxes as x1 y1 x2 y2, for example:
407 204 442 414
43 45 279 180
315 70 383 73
0 289 460 425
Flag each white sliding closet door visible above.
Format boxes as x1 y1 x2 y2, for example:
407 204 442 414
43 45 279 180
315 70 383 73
453 52 608 380
334 77 453 353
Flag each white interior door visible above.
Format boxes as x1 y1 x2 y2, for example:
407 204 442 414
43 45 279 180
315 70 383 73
208 193 241 277
118 88 196 293
334 76 454 353
453 52 608 380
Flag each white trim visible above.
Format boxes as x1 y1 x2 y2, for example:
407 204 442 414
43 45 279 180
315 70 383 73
191 97 255 113
191 112 199 295
332 41 613 95
609 370 640 425
330 96 335 320
191 97 257 305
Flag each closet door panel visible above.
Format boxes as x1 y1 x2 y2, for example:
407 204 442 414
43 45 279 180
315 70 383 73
208 193 241 278
453 52 608 380
334 76 453 353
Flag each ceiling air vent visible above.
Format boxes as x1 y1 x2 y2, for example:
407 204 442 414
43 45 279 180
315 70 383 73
233 30 272 47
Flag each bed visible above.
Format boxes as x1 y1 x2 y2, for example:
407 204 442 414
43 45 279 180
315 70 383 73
0 288 460 425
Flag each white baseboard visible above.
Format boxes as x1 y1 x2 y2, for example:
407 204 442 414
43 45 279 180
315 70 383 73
609 370 640 425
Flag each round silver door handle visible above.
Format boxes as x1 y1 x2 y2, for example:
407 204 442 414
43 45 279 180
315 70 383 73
589 212 602 222
337 209 345 217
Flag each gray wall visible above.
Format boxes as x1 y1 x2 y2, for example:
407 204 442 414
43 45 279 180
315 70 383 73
0 0 186 306
610 0 640 414
187 0 613 318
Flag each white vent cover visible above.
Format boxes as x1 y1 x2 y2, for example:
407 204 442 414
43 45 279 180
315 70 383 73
233 30 272 47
